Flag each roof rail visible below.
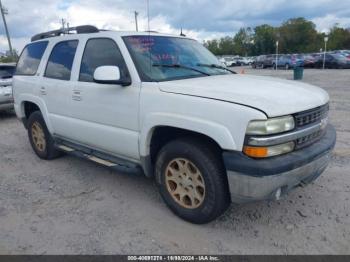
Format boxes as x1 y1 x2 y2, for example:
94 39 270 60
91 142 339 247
31 25 99 42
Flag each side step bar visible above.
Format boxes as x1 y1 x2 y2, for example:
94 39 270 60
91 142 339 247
55 140 143 176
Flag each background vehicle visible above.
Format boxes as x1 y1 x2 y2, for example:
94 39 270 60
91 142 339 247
274 54 304 69
315 53 350 69
13 25 336 224
0 63 16 111
253 54 276 69
303 54 318 68
222 57 240 67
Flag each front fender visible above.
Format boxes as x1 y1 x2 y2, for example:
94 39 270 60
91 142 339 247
139 112 237 157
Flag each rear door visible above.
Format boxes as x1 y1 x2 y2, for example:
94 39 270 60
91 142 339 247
41 40 79 134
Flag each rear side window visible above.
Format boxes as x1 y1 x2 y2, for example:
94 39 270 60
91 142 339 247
45 40 78 80
15 41 48 75
79 38 129 82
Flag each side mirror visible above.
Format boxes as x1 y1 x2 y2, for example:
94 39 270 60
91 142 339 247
93 66 131 86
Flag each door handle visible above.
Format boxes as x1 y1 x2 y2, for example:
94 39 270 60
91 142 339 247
72 90 82 101
40 87 46 95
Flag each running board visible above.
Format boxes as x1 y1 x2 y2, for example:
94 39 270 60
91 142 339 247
55 140 143 176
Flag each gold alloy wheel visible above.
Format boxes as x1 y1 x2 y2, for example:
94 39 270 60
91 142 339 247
165 158 205 209
31 122 46 152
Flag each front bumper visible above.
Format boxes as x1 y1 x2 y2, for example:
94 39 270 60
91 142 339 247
223 124 336 203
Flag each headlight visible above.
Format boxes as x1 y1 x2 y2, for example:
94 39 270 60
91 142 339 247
243 142 295 158
246 116 295 135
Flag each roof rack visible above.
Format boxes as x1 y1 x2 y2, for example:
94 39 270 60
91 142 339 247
31 25 99 42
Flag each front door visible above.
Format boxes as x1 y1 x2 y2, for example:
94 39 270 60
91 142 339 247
65 37 140 161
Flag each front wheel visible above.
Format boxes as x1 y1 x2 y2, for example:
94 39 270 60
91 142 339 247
155 138 231 224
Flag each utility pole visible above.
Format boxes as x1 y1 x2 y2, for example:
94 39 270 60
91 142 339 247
134 11 139 32
61 18 66 33
275 40 279 70
323 36 329 70
0 0 13 57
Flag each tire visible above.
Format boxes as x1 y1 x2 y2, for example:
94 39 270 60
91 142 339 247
27 111 62 160
155 138 231 224
285 63 290 70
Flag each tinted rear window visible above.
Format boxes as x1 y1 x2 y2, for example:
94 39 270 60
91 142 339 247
15 41 48 75
45 40 78 80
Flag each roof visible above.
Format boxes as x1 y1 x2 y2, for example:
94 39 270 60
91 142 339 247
31 25 189 42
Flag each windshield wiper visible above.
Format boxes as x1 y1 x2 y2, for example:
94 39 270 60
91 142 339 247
152 63 210 76
197 63 236 74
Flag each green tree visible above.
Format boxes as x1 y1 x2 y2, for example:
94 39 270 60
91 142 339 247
218 36 235 55
0 49 18 63
204 39 221 55
233 27 253 56
278 17 319 53
253 24 276 55
327 25 350 50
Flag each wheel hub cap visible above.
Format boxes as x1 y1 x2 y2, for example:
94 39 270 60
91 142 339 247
31 122 46 152
165 158 205 209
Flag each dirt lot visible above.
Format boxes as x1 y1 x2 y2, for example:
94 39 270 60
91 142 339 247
0 68 349 255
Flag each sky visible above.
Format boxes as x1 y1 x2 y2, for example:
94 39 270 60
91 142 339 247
1 0 350 53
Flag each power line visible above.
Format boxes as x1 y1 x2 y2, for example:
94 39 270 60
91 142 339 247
0 0 13 56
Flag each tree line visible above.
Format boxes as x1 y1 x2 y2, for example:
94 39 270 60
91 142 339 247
204 17 350 56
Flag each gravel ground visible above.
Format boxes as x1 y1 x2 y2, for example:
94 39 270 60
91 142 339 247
0 68 349 255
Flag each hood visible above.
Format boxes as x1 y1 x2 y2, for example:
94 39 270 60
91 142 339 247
158 74 329 117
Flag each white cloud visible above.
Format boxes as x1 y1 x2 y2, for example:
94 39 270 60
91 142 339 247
312 14 350 33
1 0 350 52
0 35 28 53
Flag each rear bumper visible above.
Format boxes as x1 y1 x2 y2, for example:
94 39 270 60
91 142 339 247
223 124 336 203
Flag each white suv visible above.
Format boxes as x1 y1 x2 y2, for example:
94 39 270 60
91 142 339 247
13 25 336 223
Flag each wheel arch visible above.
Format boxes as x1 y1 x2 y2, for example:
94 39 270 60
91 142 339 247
18 95 53 132
139 115 237 177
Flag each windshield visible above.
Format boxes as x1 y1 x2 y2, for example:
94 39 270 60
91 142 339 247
123 35 230 82
0 66 15 78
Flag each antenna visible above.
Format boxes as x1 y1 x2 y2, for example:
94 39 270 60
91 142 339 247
180 28 186 37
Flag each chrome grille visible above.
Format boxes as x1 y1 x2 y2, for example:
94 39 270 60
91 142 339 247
295 104 329 127
296 129 324 149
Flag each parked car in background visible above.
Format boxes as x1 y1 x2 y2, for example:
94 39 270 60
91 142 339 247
221 57 238 67
331 50 350 59
315 53 350 69
303 54 318 68
274 54 304 69
238 57 253 66
252 55 274 68
0 63 16 111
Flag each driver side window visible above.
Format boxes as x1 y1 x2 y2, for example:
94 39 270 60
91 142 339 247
79 38 129 82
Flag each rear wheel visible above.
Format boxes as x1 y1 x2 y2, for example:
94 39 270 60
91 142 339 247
155 138 231 224
27 111 62 160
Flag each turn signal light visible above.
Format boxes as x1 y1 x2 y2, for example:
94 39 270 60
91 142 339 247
243 142 295 158
243 146 268 158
